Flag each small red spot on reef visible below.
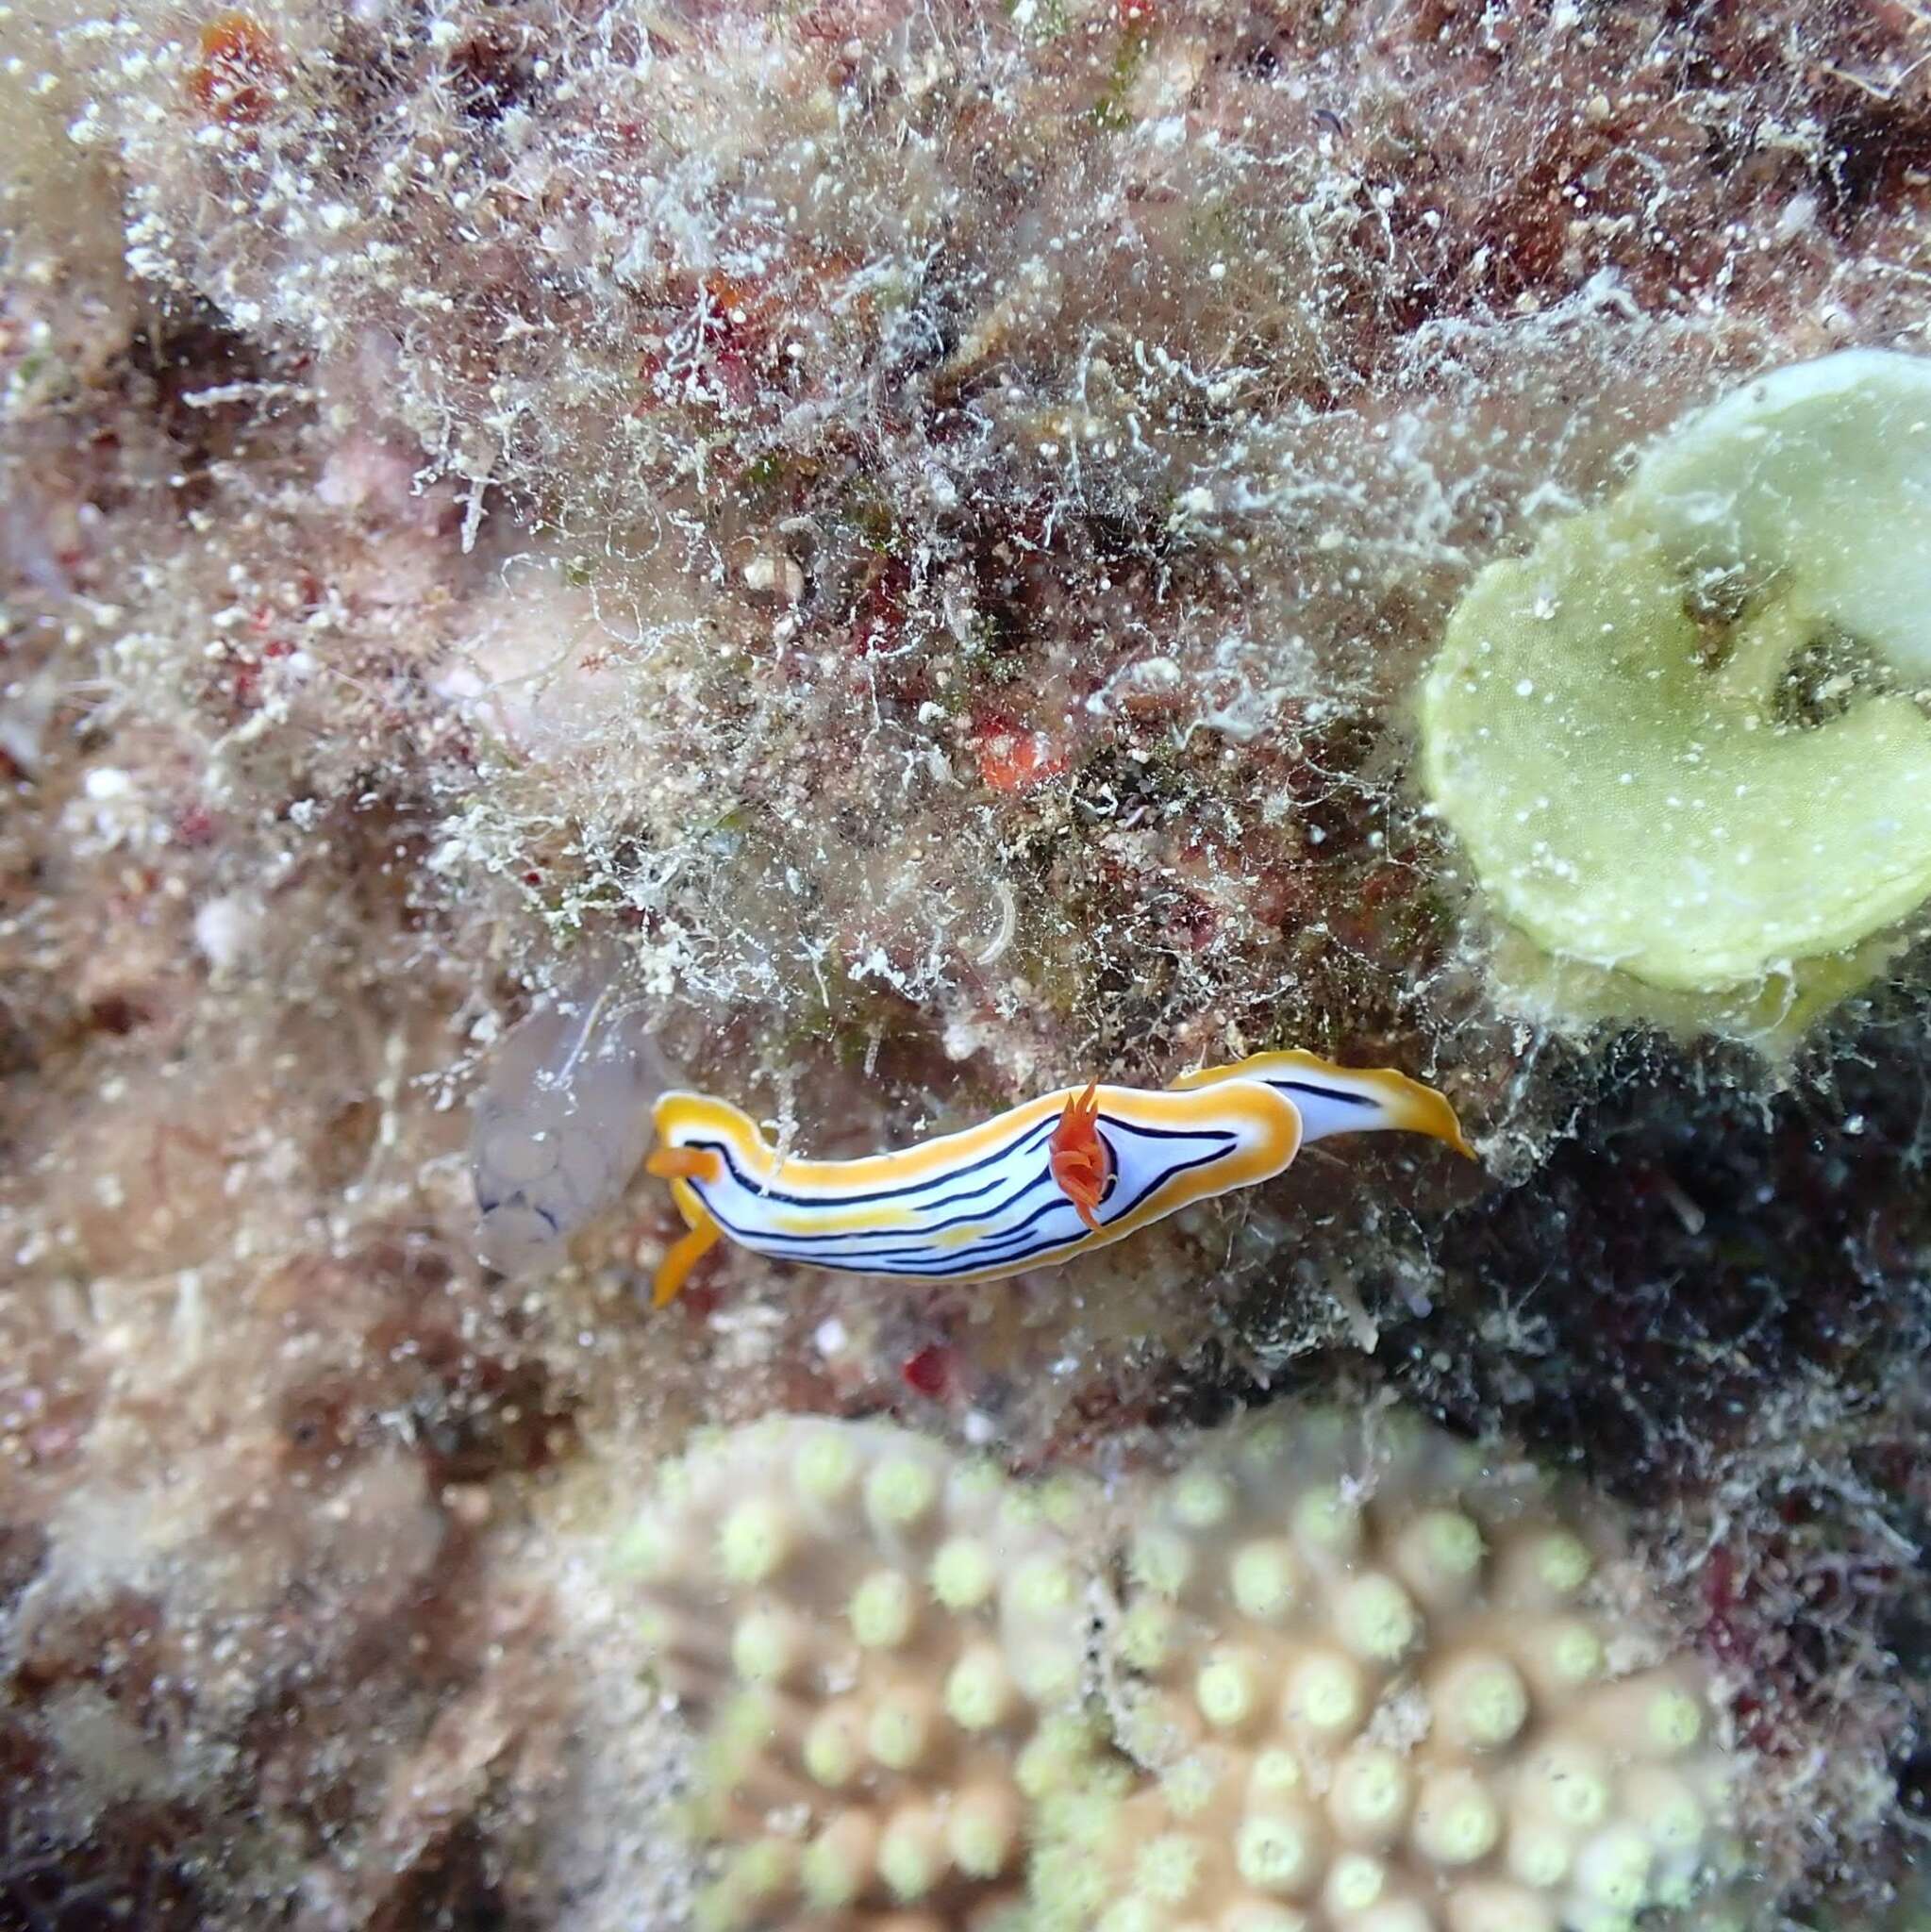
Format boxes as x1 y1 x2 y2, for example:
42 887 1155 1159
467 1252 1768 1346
974 717 1066 792
899 1345 949 1399
190 13 285 125
175 806 218 847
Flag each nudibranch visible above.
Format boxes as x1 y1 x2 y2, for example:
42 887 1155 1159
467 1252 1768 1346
642 1050 1472 1306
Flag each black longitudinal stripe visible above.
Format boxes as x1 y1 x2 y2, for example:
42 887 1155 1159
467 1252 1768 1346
827 1134 1244 1277
724 1132 1242 1278
726 1171 1063 1256
807 1192 1104 1274
694 1159 1073 1258
918 1163 1033 1214
807 1224 1090 1277
733 1152 1124 1265
669 1091 1260 1219
676 1134 1030 1252
687 1114 1240 1256
676 1110 1058 1212
1272 1077 1377 1109
673 1100 1241 1242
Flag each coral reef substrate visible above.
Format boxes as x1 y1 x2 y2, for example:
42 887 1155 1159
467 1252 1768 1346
3 0 1930 1924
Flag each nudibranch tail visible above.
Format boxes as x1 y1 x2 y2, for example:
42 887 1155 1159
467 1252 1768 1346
1172 1049 1474 1159
1385 1076 1476 1161
1048 1079 1109 1232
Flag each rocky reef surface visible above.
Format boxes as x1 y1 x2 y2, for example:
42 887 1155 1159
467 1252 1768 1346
2 0 1928 1926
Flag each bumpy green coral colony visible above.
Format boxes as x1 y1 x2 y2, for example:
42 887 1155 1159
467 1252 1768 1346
1419 350 1931 999
1031 1410 1738 1932
618 1410 1739 1932
617 1416 1089 1930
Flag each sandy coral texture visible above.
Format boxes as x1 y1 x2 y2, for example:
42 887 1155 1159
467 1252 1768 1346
1043 1407 1738 1932
620 1414 1090 1931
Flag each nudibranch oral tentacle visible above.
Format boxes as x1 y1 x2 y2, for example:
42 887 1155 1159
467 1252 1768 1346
642 1051 1471 1307
641 1144 724 1307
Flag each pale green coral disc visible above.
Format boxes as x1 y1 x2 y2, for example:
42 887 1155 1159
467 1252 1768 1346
1631 348 1931 683
1421 500 1931 991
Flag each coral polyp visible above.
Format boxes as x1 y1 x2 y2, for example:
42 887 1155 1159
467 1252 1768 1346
618 1416 1092 1930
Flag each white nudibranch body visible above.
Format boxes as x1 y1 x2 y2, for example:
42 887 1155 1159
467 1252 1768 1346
471 1020 1471 1294
644 1050 1472 1307
470 979 675 1275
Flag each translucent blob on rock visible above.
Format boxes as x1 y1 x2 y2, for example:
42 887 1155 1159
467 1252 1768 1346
1419 351 1931 997
470 974 675 1275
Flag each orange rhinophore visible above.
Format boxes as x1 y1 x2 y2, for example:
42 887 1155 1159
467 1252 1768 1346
646 1146 724 1186
1048 1079 1109 1232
